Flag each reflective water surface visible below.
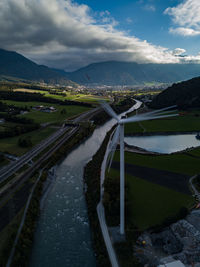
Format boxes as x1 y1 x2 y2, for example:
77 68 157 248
125 134 200 154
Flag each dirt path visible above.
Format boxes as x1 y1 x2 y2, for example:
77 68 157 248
112 162 190 195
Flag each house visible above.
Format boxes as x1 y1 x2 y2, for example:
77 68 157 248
41 106 57 113
33 105 44 110
158 260 185 267
20 110 29 115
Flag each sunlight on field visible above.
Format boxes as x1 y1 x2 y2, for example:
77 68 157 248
13 88 109 103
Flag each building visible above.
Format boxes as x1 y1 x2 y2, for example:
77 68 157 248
158 260 185 267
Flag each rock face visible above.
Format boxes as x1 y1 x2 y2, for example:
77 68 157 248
135 210 200 267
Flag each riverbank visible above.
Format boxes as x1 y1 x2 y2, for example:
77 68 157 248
124 142 200 156
125 130 200 136
40 166 57 210
84 128 113 267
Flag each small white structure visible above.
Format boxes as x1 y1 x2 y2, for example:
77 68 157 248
41 106 57 113
0 118 5 124
33 105 44 110
158 260 185 267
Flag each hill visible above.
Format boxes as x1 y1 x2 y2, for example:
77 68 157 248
63 61 200 85
150 76 200 109
0 49 75 86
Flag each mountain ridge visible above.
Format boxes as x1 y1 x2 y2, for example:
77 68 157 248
61 60 200 85
0 48 75 86
150 76 200 109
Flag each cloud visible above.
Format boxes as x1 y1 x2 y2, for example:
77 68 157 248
172 48 186 56
0 0 199 71
165 0 200 37
143 4 156 12
169 27 200 36
126 17 133 24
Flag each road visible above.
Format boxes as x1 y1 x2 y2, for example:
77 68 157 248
0 107 101 185
6 170 43 267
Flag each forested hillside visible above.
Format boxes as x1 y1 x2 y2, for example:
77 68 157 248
150 76 200 109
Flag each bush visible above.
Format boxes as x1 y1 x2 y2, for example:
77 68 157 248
18 136 32 148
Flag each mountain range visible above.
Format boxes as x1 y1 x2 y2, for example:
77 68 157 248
0 48 75 85
64 61 200 85
1 48 200 86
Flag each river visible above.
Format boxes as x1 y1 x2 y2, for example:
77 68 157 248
29 101 141 267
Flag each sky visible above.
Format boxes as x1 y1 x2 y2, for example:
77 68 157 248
0 0 200 71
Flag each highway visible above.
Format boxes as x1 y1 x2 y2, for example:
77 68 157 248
0 126 70 183
0 106 101 185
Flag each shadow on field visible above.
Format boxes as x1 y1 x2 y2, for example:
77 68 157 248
112 161 190 195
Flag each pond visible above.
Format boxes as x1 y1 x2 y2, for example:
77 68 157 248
125 134 200 154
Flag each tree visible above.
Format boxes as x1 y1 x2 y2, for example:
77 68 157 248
18 136 32 147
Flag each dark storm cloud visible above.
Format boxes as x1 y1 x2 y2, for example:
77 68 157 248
0 0 199 70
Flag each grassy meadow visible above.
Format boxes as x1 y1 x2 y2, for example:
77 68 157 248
3 100 91 124
13 88 109 103
105 148 200 230
114 149 200 176
108 169 193 230
0 126 56 156
125 109 200 135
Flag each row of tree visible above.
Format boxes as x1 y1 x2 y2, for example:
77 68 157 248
0 91 92 107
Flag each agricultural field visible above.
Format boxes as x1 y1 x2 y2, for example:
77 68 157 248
108 169 193 230
0 89 95 157
125 109 200 135
114 150 200 175
0 157 9 167
0 126 56 156
107 149 200 230
13 88 109 104
2 100 91 124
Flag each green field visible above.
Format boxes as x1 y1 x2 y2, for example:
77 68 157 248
0 126 56 156
0 122 20 132
0 158 10 167
0 99 93 157
106 148 200 230
13 88 109 103
125 110 200 135
108 169 193 230
3 100 91 124
113 150 200 176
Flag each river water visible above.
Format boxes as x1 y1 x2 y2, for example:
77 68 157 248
29 101 141 267
125 134 200 154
